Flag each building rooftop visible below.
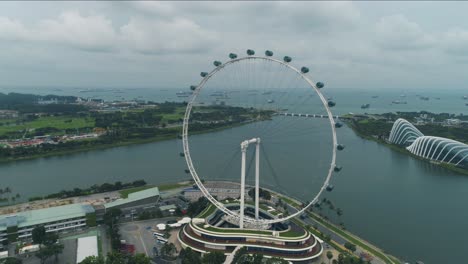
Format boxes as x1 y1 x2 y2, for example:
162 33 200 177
76 236 98 263
104 187 160 209
0 204 94 231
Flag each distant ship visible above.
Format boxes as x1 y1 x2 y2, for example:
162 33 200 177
400 94 406 97
176 91 192 97
392 100 407 104
361 104 370 109
371 95 379 98
267 99 274 104
262 91 272 95
463 95 467 100
420 96 429 101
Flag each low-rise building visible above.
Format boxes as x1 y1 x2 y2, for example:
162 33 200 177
94 187 160 220
0 203 95 243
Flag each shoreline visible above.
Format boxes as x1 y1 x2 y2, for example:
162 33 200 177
0 120 255 164
344 121 468 176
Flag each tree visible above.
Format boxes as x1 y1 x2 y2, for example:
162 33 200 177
180 248 201 264
161 242 177 260
128 254 151 264
232 247 248 264
326 251 333 264
35 246 53 264
201 251 226 264
79 256 105 264
0 258 23 264
252 254 264 264
265 257 288 264
31 226 46 245
344 242 357 253
50 243 64 262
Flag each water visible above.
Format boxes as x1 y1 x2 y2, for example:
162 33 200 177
0 121 466 263
1 86 466 116
0 86 467 263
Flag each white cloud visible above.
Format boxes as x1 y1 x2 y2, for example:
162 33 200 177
375 14 435 50
0 11 118 52
0 17 29 40
120 17 217 54
442 28 468 56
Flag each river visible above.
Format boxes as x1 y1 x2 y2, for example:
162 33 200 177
0 118 466 263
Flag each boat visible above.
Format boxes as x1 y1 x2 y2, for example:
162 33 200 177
267 99 274 103
392 100 407 104
262 91 272 95
371 95 379 98
463 95 467 100
176 91 192 97
420 96 429 101
361 104 370 109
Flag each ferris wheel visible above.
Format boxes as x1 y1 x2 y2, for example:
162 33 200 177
182 49 343 226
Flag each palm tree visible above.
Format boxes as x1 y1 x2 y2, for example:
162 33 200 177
326 251 333 264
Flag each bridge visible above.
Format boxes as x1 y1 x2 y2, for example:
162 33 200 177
277 112 340 119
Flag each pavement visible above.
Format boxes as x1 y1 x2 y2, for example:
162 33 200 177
119 217 178 259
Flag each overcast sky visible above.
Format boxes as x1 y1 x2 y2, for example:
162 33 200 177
1 1 468 91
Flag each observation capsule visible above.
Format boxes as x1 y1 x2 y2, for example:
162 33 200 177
316 82 325 89
247 49 255 56
301 67 309 74
326 184 334 192
337 144 345 151
213 61 222 67
229 53 237 59
328 100 336 107
265 50 274 57
179 152 185 157
184 169 190 174
200 72 208 77
335 122 343 128
334 165 342 172
190 85 197 91
283 56 292 63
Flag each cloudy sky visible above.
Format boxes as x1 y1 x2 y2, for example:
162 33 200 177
1 1 468 90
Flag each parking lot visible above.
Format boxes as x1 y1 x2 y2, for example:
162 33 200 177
119 217 179 259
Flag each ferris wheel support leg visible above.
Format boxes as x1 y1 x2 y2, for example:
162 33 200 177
240 147 246 229
255 138 260 220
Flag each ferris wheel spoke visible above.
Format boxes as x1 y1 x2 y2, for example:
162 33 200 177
183 52 338 225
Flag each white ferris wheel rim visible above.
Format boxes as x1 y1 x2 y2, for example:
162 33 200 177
182 55 338 225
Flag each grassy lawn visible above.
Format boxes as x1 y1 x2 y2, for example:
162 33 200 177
0 116 95 136
197 204 217 218
119 185 156 198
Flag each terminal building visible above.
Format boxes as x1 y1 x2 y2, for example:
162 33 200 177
0 203 95 243
0 187 161 244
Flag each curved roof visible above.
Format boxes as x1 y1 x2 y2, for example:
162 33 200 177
407 136 468 166
389 118 424 145
389 118 467 167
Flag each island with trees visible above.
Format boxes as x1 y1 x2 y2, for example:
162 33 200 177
0 92 274 162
